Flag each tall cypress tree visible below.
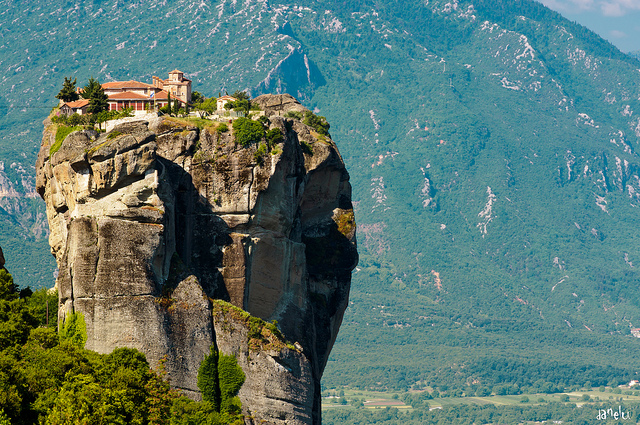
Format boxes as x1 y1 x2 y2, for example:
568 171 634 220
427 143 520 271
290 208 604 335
173 96 180 115
197 346 221 410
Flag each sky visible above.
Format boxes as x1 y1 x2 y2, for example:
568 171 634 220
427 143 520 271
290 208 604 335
539 0 640 52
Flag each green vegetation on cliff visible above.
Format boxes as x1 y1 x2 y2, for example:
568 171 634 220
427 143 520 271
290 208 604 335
0 266 244 425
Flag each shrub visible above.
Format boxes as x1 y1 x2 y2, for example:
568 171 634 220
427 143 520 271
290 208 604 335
284 111 302 120
107 131 122 140
232 117 264 146
254 143 267 165
116 107 134 118
247 316 263 341
300 140 313 155
217 123 228 133
68 113 86 126
266 128 284 147
303 111 330 135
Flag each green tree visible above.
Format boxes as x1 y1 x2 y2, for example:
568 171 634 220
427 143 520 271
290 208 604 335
0 268 18 301
0 269 38 351
191 91 204 104
145 365 177 425
229 91 251 116
197 346 220 410
218 354 245 414
194 98 216 115
232 118 264 147
166 92 172 115
83 77 109 114
55 77 79 103
173 96 180 116
231 91 249 102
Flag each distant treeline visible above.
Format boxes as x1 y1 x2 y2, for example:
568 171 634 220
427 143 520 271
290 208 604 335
323 401 640 425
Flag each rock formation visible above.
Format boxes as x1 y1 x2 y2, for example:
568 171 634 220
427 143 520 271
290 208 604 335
35 94 357 425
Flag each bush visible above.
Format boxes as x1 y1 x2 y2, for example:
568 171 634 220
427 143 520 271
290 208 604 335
258 115 270 126
248 316 263 341
254 143 267 165
284 111 302 120
232 118 264 146
300 140 313 155
303 111 330 135
217 123 228 133
266 128 284 147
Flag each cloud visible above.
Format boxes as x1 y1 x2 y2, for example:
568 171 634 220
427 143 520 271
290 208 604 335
600 0 640 16
539 0 594 11
609 29 628 37
541 0 640 16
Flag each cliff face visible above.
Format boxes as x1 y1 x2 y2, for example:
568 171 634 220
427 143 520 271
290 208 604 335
35 94 357 425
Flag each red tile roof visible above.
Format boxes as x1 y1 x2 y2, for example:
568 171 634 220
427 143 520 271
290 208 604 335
152 90 186 104
64 99 90 108
103 80 155 90
105 90 187 104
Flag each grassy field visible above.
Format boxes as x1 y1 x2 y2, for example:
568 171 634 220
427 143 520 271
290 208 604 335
322 386 640 411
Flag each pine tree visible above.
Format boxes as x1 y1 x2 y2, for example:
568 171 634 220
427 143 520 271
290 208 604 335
55 77 79 103
83 77 109 114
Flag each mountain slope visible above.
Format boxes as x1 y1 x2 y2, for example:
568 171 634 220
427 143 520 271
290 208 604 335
2 0 640 393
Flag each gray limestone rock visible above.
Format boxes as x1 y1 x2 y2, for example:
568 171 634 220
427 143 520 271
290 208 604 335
36 95 357 425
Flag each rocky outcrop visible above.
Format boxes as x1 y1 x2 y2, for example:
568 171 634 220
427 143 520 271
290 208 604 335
35 94 357 425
